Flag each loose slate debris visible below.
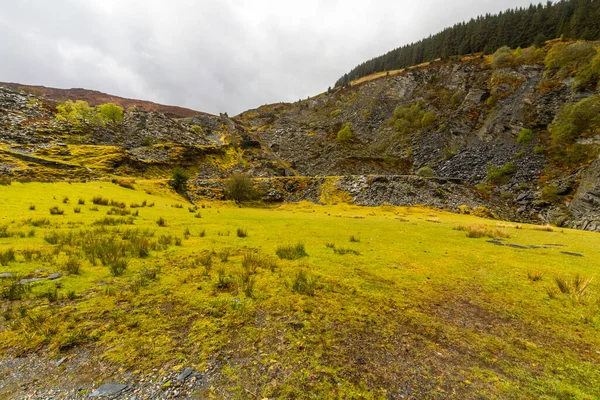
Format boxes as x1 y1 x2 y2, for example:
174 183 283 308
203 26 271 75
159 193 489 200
88 383 128 398
560 251 584 257
56 357 67 367
177 367 193 382
0 272 13 278
17 273 62 285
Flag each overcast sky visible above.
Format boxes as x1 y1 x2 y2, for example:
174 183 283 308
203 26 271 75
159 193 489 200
0 0 539 115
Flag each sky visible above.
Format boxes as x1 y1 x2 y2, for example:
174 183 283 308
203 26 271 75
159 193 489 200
0 0 540 115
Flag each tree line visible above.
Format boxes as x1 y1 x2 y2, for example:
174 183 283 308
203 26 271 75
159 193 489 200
335 0 600 87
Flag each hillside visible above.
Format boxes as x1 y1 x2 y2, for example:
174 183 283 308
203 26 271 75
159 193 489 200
0 82 207 118
335 0 600 87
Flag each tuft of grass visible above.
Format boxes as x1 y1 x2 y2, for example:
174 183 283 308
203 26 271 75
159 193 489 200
236 228 248 238
199 253 213 276
111 178 136 190
533 224 554 232
454 224 509 239
554 274 594 301
0 276 30 301
199 229 206 238
108 258 128 277
63 257 82 275
292 269 318 296
215 268 235 291
194 212 202 219
93 217 134 226
78 198 85 205
49 206 64 215
276 243 308 260
156 217 167 227
333 247 360 255
73 207 81 214
0 248 16 266
325 243 335 249
349 235 360 242
527 271 544 281
92 196 110 206
29 204 36 210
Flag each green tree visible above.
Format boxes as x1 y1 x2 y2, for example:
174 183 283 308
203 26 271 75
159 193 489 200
224 173 258 202
170 168 190 193
97 103 124 125
336 123 354 143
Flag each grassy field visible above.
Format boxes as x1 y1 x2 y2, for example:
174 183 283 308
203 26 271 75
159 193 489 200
0 181 599 398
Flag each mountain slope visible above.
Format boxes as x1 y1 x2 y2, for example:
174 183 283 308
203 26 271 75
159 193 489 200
0 82 207 118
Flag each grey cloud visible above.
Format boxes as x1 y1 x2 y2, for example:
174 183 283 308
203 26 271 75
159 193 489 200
0 0 537 115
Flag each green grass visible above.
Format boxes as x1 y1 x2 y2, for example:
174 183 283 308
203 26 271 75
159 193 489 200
0 181 599 398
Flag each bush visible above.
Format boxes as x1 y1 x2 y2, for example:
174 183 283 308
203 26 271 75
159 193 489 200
486 162 515 185
545 41 595 71
417 166 434 178
336 123 354 142
393 102 436 135
549 96 600 167
276 243 308 260
540 185 560 203
574 48 600 90
491 46 513 68
170 168 190 193
292 270 318 296
517 128 534 144
224 173 258 202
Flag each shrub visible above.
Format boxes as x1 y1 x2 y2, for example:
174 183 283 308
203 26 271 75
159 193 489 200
336 122 354 143
517 128 533 144
292 270 318 296
540 185 559 203
236 228 248 238
170 168 190 193
491 46 513 68
549 96 600 167
49 206 64 215
392 102 436 135
545 41 595 72
574 48 600 90
486 162 515 185
0 248 16 266
276 243 308 260
0 177 11 186
224 173 258 202
417 166 434 178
